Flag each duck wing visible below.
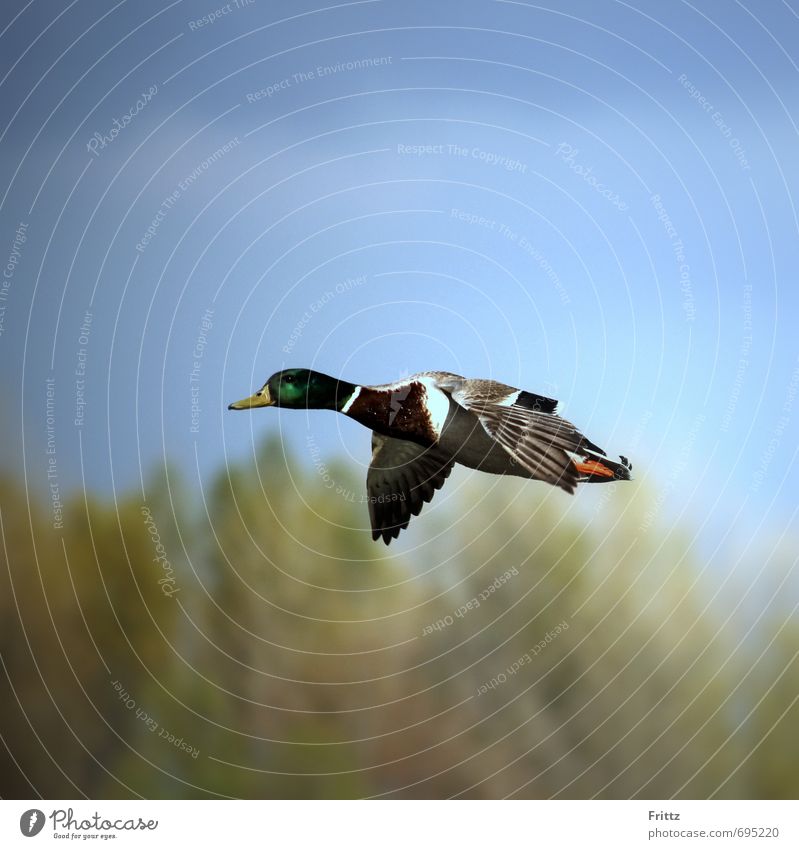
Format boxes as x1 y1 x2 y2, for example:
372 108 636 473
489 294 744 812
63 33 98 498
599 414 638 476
367 433 454 544
426 373 622 494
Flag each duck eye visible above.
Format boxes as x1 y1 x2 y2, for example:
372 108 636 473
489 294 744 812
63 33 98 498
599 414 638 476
284 375 294 384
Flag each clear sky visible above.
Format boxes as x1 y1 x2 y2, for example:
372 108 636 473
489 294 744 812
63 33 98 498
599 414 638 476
1 0 797 557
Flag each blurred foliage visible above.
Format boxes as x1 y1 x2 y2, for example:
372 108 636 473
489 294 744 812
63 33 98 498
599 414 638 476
0 440 797 799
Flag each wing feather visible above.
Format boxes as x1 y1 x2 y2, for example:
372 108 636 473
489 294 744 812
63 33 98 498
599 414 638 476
367 434 454 544
426 373 608 494
475 405 580 491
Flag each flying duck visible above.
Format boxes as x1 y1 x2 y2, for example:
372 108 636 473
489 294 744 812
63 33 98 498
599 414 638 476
229 369 631 544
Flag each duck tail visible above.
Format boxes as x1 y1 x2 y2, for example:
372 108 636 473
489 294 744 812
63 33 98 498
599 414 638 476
574 453 632 483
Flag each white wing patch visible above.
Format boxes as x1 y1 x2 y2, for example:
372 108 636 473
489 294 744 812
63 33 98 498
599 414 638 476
418 377 451 439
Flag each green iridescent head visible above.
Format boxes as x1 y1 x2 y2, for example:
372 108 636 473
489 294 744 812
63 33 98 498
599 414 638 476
228 369 356 411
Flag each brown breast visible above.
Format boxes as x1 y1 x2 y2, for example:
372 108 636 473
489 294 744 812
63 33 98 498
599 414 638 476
344 382 438 446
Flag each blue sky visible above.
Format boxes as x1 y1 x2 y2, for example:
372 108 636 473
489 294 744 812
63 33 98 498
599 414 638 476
1 0 798 555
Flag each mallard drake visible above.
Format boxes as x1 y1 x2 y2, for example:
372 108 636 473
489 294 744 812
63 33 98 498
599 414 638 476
229 369 632 544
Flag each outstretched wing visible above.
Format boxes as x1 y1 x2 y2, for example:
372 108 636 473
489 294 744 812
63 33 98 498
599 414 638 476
366 434 454 544
427 373 620 494
470 402 604 493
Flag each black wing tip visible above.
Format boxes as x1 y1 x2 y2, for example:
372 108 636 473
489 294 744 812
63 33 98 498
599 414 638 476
380 526 402 545
582 437 606 456
515 390 558 415
556 469 578 495
372 527 395 545
373 520 409 545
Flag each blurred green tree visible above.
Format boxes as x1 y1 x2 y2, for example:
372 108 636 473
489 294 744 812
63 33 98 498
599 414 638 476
0 442 793 799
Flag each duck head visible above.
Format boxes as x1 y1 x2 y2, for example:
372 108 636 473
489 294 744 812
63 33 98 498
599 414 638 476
228 368 357 411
